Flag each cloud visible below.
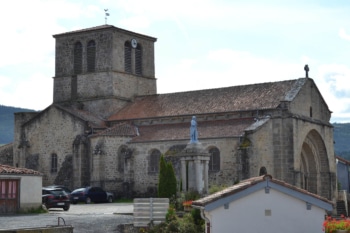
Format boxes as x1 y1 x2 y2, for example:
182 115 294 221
339 28 350 41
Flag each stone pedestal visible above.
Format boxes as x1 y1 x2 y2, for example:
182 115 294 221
179 142 210 194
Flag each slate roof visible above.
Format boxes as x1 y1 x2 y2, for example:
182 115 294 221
108 78 307 121
0 164 42 175
192 174 333 208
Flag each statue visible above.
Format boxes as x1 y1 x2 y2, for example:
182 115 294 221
190 116 198 143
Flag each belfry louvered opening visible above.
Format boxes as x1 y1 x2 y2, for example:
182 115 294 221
74 42 83 74
124 41 132 73
87 40 96 72
135 44 142 75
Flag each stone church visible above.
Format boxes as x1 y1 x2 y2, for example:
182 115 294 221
1 25 337 201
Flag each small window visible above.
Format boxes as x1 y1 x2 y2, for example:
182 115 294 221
149 149 161 173
51 153 58 173
124 41 132 73
135 44 142 75
87 40 96 72
74 42 83 74
209 147 220 172
118 147 127 172
310 106 313 118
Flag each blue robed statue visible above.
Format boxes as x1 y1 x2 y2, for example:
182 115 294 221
190 116 198 143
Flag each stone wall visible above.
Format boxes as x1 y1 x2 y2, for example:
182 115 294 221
0 143 13 165
13 106 86 188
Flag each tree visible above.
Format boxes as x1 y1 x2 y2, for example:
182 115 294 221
158 155 177 198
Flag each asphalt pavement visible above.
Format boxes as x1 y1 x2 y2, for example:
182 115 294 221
0 203 134 233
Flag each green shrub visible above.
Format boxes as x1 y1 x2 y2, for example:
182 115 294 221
158 155 177 199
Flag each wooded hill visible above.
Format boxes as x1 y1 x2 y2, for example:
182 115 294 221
1 105 350 160
0 105 36 145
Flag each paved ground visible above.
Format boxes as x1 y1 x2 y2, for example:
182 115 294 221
0 203 134 233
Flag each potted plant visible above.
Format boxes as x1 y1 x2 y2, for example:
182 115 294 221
323 215 350 233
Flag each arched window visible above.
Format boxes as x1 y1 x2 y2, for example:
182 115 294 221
135 44 142 75
209 147 220 172
51 153 57 173
149 149 161 173
87 40 96 72
124 41 132 73
74 42 82 74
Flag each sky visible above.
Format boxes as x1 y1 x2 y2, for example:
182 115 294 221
1 0 350 123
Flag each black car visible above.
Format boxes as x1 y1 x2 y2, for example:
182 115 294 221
42 187 70 211
44 185 72 197
70 187 114 204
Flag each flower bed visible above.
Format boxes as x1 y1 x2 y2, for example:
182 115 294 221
323 215 350 233
183 200 193 211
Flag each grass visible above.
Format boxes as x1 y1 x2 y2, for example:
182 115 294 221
19 205 48 214
114 198 133 203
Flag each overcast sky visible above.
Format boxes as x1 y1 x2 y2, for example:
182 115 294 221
1 0 350 123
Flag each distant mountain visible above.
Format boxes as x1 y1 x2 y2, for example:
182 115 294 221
0 105 36 145
333 123 350 160
1 105 350 159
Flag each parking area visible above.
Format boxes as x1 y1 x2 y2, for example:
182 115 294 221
0 203 134 233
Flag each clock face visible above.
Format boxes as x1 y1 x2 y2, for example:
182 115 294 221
131 39 137 48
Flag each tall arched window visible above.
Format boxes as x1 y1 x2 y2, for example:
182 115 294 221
149 149 161 173
124 41 132 73
74 42 83 74
87 40 96 72
135 44 142 75
51 153 58 173
209 147 220 172
118 147 127 172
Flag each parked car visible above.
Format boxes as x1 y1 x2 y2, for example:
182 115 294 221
44 185 72 197
70 187 114 204
42 187 70 211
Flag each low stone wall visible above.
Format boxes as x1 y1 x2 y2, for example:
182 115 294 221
0 226 73 233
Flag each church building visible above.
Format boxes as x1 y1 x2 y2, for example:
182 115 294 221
2 25 337 201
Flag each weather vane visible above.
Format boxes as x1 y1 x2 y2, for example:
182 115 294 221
104 9 110 25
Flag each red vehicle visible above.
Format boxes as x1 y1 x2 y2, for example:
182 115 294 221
42 187 70 211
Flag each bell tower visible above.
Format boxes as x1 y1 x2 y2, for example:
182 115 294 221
52 25 157 118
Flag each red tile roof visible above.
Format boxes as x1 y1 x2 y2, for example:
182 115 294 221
131 118 255 142
0 164 42 175
109 78 305 121
93 122 139 137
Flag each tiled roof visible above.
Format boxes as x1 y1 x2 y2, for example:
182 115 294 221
53 24 157 41
192 174 333 207
56 105 107 128
130 118 255 143
0 164 42 175
93 122 139 137
109 78 305 121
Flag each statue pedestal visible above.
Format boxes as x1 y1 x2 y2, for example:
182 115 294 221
179 142 210 194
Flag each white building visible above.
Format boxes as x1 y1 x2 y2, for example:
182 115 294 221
192 174 333 233
0 164 42 214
